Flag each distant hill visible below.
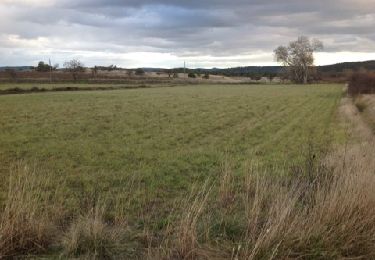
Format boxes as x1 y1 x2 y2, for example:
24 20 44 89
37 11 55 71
2 60 375 76
0 66 34 72
317 60 375 73
153 60 375 77
162 66 282 78
202 60 375 76
206 66 282 77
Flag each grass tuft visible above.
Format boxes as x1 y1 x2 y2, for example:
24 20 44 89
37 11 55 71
0 163 59 258
61 202 123 259
354 96 367 112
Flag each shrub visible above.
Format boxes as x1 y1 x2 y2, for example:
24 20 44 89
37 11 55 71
135 68 145 76
354 98 367 112
36 61 52 72
188 72 196 78
348 72 375 95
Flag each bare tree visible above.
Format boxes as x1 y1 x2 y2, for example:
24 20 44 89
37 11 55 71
5 68 17 81
92 66 98 78
165 69 172 78
274 36 323 84
126 69 133 78
63 59 84 81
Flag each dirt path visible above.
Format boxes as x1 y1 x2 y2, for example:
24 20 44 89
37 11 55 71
328 95 375 173
339 97 373 141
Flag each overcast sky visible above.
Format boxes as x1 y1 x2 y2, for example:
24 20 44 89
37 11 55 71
1 0 375 68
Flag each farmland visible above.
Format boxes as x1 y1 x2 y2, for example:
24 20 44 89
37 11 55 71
2 0 375 258
2 84 375 259
0 84 343 197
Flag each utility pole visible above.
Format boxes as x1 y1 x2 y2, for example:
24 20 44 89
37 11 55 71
49 58 52 83
184 61 186 78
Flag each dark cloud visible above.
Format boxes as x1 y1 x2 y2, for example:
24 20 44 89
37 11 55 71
0 0 374 67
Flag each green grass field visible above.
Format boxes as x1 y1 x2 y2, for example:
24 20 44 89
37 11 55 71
0 84 347 257
0 84 342 202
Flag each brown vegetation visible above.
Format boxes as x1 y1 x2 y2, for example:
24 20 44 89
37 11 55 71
0 163 61 257
61 203 123 258
348 72 375 95
0 70 257 85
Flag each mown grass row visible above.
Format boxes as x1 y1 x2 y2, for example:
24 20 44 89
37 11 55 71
0 85 343 176
0 84 355 258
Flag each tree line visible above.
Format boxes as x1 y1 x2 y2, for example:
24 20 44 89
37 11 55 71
6 37 326 83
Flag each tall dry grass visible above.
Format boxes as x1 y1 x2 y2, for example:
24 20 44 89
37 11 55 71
0 163 128 258
1 138 374 259
148 124 375 259
0 163 60 258
61 201 124 259
147 180 213 260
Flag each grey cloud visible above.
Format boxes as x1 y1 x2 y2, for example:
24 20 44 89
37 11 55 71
0 0 374 66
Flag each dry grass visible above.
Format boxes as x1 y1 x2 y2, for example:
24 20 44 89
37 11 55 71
0 163 60 258
61 202 123 259
145 97 375 259
240 172 300 259
357 95 375 132
0 164 128 258
218 159 236 208
354 96 367 112
1 140 374 259
149 180 213 260
149 143 375 259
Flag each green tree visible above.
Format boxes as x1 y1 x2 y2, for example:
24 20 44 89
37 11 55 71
188 72 196 78
135 68 145 76
36 61 51 72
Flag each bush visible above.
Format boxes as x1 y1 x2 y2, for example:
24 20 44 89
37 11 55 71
36 61 52 72
203 73 209 79
135 68 145 76
188 72 196 78
348 72 375 95
354 98 367 112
